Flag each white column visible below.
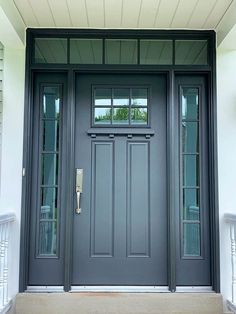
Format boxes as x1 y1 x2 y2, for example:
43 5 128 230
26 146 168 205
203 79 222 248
0 46 25 299
230 223 236 303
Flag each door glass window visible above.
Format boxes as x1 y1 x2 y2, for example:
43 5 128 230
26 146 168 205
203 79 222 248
93 87 148 126
140 40 173 65
175 40 208 65
181 87 201 257
94 108 111 124
105 39 138 64
34 38 67 64
38 85 62 256
70 39 103 64
113 89 129 106
33 36 210 66
94 89 111 106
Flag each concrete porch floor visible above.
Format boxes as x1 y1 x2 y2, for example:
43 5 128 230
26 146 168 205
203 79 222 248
11 292 225 314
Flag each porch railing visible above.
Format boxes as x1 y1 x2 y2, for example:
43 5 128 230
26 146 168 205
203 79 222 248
0 212 16 313
225 213 236 313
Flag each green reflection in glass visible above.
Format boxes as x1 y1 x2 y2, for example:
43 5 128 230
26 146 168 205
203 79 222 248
39 222 57 255
40 188 58 220
182 155 199 187
43 120 59 152
41 154 58 186
131 108 147 124
182 122 199 153
183 223 200 256
183 188 200 221
94 108 111 124
113 108 129 124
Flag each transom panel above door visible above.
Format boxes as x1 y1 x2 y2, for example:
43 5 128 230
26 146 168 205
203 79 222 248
72 74 167 285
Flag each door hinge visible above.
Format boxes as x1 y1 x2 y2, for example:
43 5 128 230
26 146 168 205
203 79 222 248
22 168 26 177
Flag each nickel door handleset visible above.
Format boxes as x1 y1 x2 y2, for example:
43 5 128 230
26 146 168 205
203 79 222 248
76 168 83 214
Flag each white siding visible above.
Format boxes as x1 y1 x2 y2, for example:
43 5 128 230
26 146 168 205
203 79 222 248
0 42 3 189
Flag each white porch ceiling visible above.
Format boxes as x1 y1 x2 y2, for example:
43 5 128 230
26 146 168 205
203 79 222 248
12 0 234 30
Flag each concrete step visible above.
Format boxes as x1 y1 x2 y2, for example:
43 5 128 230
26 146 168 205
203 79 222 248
12 292 223 314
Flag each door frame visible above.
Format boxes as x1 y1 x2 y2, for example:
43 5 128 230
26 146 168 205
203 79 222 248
19 29 219 293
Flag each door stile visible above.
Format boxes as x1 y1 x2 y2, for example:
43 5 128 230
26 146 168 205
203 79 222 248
167 70 177 292
64 70 75 291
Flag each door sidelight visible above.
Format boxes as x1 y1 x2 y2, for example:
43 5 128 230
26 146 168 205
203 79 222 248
76 168 83 214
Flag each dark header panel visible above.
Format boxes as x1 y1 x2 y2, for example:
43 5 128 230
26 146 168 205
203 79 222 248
28 29 214 67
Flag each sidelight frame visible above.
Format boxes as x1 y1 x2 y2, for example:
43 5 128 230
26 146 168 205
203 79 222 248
20 28 219 293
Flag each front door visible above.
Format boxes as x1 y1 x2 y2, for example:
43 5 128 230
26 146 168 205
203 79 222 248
72 74 167 285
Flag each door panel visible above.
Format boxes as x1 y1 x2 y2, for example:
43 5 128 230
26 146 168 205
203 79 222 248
28 73 67 285
175 75 211 286
72 74 167 285
90 141 114 257
127 141 150 257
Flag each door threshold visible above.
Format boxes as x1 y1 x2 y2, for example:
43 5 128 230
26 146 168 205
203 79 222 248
176 286 213 293
26 286 64 293
26 285 213 293
70 286 170 293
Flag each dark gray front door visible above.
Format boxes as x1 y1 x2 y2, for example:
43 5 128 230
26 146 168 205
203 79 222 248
72 74 167 285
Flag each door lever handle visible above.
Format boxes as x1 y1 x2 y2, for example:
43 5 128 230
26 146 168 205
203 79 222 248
76 189 82 214
76 169 83 214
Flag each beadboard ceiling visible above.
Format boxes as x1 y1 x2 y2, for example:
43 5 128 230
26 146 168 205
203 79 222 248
12 0 233 30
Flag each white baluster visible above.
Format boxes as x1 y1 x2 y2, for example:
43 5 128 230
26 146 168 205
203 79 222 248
230 223 236 303
3 222 9 305
0 224 4 309
0 212 16 311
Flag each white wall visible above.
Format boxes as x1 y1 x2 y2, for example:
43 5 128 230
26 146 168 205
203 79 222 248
0 46 25 298
217 48 236 303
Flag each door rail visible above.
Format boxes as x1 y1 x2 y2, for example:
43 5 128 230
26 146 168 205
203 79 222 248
225 213 236 313
0 212 16 313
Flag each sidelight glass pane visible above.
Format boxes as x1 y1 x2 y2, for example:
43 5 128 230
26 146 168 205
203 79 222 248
40 188 58 220
182 155 199 187
140 40 173 65
43 120 59 152
95 89 111 107
39 222 57 255
183 189 200 221
131 89 148 106
105 39 137 64
41 154 58 186
182 122 199 153
183 223 200 256
113 89 129 106
175 40 208 65
70 39 102 64
113 107 129 124
94 108 111 124
131 108 147 124
34 38 67 64
43 86 60 119
182 88 199 120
